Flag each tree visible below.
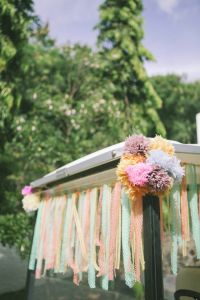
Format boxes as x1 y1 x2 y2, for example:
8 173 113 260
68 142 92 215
95 0 166 136
151 75 200 143
0 0 35 256
0 32 134 256
0 0 34 147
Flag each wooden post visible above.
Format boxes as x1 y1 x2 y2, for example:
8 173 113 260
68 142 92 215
25 269 35 300
143 194 164 300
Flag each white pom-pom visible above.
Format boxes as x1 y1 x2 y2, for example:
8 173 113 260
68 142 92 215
22 193 40 213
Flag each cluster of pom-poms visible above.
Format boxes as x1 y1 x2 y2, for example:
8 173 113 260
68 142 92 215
117 135 184 200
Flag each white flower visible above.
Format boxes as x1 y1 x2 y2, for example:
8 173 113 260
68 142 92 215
71 109 76 115
19 117 25 123
74 123 80 130
20 245 25 252
46 99 52 105
65 109 76 116
112 100 118 106
99 99 106 105
17 125 22 131
90 128 95 134
33 93 37 100
116 111 120 118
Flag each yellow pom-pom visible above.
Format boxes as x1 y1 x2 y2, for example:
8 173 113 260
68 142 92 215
116 154 147 200
148 136 174 156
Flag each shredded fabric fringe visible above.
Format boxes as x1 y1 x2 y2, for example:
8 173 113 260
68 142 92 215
29 163 200 289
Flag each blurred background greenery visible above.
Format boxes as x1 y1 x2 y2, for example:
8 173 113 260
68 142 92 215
0 0 200 258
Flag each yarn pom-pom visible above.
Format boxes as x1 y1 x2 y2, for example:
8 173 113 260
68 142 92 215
125 163 153 187
124 135 150 155
147 150 184 183
22 193 40 213
148 136 174 156
147 165 173 193
21 185 33 196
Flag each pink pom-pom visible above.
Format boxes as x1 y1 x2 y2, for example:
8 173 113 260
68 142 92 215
124 135 149 155
21 185 33 196
125 163 153 187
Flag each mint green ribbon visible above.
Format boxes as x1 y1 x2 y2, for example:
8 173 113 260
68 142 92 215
170 185 181 275
187 165 200 259
29 200 44 270
121 190 134 287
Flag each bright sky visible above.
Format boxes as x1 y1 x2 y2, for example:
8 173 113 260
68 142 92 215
34 0 200 81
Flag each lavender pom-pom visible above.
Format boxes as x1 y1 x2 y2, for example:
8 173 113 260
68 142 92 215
147 150 184 183
147 150 168 166
167 156 185 182
124 135 149 155
147 165 172 192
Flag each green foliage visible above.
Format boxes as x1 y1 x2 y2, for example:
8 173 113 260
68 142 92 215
0 0 34 71
96 0 166 136
0 0 35 256
5 41 138 187
0 0 34 145
151 74 200 143
0 36 132 255
0 213 33 258
133 282 144 300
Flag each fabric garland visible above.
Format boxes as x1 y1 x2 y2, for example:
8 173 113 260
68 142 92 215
25 165 200 289
22 135 200 290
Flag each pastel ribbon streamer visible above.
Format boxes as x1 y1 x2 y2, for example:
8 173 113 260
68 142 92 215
187 165 200 258
132 196 143 281
35 197 51 278
59 194 73 272
180 174 190 256
27 163 200 291
29 200 45 270
121 190 135 287
109 182 121 281
170 185 181 275
77 192 85 281
88 188 98 288
101 185 112 290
